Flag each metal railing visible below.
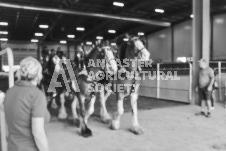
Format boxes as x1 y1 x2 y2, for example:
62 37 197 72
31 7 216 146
140 61 226 104
0 47 14 151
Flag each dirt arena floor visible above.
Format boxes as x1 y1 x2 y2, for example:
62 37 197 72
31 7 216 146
47 96 226 151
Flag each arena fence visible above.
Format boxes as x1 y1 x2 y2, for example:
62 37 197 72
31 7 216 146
140 61 226 104
140 62 192 103
209 61 226 106
0 47 14 151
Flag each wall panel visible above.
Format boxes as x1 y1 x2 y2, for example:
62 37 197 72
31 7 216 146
147 28 172 62
213 14 226 60
1 41 37 65
173 20 192 61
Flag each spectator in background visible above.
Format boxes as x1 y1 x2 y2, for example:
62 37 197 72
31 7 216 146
4 57 50 151
41 47 50 64
56 47 61 55
42 46 49 56
50 49 56 55
56 47 65 59
198 58 215 118
211 68 218 109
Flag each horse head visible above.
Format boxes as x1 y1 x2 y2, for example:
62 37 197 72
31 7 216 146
47 53 61 74
119 35 150 71
85 42 117 76
127 36 150 61
98 46 117 75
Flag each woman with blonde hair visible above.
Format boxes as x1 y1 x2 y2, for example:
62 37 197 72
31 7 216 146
4 56 50 151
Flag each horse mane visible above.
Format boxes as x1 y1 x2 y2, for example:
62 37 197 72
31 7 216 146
84 46 98 66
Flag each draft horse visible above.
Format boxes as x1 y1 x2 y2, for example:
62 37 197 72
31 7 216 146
39 50 59 108
40 50 76 119
107 36 150 135
70 44 117 137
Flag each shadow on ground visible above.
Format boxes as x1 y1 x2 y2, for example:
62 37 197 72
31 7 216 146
49 94 188 119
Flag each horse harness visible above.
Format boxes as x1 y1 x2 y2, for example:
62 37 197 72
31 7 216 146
116 38 145 94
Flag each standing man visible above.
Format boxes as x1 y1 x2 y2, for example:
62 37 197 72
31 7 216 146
198 58 215 117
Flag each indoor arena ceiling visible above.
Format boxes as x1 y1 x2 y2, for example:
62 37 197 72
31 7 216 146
0 0 225 44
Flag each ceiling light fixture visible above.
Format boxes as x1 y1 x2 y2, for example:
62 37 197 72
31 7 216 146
0 31 8 35
123 38 129 41
67 35 75 38
108 30 116 34
155 9 164 13
0 38 8 41
96 36 103 40
76 27 85 31
111 43 116 46
0 22 8 26
113 2 124 7
190 14 194 18
31 39 39 43
60 40 67 44
39 25 49 29
86 41 92 45
138 32 144 36
35 33 43 36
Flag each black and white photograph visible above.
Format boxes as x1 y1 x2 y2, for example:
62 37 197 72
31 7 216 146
0 0 226 151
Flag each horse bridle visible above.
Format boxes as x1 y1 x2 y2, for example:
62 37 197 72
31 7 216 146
129 37 146 55
99 46 116 60
120 37 145 93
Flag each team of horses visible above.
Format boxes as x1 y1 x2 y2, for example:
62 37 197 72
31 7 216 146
40 35 150 137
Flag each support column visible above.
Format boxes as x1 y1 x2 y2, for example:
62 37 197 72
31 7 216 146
202 0 211 62
0 41 2 71
192 0 211 104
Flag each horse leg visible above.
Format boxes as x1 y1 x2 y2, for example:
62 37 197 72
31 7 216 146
130 93 143 135
68 95 79 122
51 98 58 109
50 92 58 109
78 94 92 137
84 95 96 124
58 93 68 119
110 93 124 130
99 91 111 124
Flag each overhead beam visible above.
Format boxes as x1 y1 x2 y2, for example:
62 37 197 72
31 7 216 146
29 14 39 38
80 6 192 42
0 2 171 27
42 14 63 41
49 17 85 42
42 0 79 42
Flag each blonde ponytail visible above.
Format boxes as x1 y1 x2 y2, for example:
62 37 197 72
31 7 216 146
16 57 42 82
